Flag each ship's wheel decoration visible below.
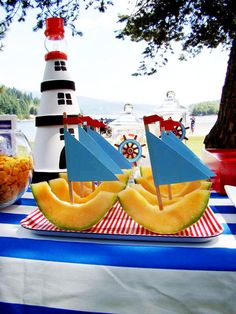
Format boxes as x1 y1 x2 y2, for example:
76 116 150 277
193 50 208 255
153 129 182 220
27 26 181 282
172 118 189 141
115 134 146 166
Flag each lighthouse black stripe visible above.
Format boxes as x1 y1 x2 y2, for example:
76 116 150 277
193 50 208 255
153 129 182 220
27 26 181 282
41 80 76 92
35 115 79 126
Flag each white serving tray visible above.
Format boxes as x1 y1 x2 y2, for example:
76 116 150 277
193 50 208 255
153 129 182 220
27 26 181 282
21 202 224 243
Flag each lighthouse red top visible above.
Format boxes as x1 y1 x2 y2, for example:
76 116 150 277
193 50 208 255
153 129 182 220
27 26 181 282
45 17 65 39
44 17 67 60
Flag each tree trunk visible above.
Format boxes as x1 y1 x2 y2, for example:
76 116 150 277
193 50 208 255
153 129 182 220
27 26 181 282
204 39 236 148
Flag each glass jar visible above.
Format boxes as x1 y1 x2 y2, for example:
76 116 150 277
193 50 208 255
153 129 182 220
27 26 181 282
0 130 33 209
109 104 148 171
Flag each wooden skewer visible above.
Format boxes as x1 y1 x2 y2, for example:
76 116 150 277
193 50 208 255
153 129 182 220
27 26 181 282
160 127 173 201
63 112 74 204
155 185 164 211
79 182 84 197
167 184 172 200
68 182 74 204
82 121 96 191
145 123 164 210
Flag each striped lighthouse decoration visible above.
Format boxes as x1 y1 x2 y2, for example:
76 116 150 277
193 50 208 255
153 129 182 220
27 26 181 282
32 17 81 183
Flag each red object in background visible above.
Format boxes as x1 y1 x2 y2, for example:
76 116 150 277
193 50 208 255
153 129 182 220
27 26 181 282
143 114 181 131
160 119 180 131
202 149 236 195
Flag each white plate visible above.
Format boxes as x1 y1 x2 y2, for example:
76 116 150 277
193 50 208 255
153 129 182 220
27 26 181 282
225 185 236 207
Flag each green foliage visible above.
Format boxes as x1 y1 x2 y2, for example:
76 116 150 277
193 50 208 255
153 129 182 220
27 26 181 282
117 0 236 75
189 101 219 116
29 106 38 115
0 86 39 119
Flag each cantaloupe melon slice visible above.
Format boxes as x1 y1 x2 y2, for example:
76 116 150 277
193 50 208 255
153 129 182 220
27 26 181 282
139 165 212 194
134 177 156 194
49 178 126 204
59 170 130 194
59 172 92 188
131 184 182 206
140 166 153 180
59 173 92 196
31 181 117 230
135 177 211 197
49 178 82 203
116 169 132 184
160 180 211 197
118 188 210 234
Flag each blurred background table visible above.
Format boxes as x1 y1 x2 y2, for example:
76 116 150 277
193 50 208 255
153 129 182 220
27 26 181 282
0 188 236 314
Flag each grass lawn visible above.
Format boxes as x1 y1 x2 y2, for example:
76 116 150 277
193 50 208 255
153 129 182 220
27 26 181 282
185 135 205 157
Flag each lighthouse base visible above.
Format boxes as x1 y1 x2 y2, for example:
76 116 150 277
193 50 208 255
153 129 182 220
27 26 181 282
32 171 62 183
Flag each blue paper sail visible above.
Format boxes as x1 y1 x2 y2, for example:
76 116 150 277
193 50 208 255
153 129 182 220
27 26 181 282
145 130 213 186
64 129 118 182
161 131 215 178
78 125 123 174
87 127 132 169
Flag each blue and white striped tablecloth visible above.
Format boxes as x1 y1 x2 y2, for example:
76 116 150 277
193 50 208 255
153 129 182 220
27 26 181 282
0 189 236 314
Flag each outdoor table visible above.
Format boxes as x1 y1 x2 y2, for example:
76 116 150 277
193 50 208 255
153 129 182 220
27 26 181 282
0 188 236 313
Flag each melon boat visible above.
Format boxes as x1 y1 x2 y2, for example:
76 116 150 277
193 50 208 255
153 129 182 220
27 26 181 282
160 180 211 197
134 177 157 194
140 166 153 180
31 181 118 230
135 176 211 197
49 178 126 203
59 173 92 196
59 172 92 188
118 187 210 234
116 169 132 184
59 169 130 196
130 184 182 206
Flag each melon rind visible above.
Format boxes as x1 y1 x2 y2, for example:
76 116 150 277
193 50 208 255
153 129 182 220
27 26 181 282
118 188 210 234
31 181 117 231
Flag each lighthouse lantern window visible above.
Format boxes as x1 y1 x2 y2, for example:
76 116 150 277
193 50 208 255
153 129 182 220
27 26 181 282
57 93 72 105
54 61 67 71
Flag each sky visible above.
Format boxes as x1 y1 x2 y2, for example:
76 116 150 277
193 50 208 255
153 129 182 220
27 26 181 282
0 2 230 108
